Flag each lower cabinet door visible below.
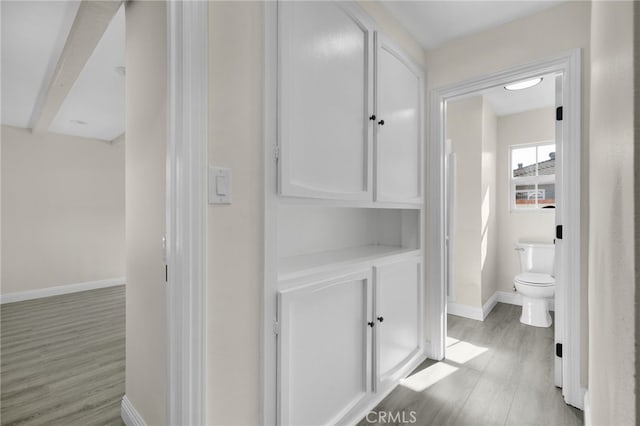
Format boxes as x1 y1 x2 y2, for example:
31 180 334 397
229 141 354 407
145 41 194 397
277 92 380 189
375 258 422 385
278 270 372 426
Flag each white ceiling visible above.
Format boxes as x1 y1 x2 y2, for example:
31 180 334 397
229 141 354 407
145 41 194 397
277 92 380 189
379 1 566 50
1 1 563 141
482 73 556 116
1 1 124 141
1 1 79 129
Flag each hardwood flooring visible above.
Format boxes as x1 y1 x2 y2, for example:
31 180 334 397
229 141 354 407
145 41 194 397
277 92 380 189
1 286 125 426
359 303 583 426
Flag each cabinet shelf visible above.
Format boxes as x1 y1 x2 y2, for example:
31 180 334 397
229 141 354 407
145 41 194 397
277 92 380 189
278 245 420 282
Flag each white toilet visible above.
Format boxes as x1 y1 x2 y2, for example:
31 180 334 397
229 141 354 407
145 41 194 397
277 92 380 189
513 242 555 327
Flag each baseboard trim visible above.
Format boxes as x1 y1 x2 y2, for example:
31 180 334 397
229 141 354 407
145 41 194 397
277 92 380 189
0 277 126 304
447 301 483 321
448 289 555 322
482 292 499 320
121 395 147 426
583 389 590 425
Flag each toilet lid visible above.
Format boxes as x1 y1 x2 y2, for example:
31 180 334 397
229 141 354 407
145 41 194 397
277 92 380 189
515 272 555 286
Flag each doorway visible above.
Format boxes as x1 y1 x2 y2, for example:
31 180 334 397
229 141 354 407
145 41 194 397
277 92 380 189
429 49 583 409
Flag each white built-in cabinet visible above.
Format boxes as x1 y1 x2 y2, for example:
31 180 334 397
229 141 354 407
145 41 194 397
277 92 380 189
271 2 425 425
277 1 422 205
375 258 422 386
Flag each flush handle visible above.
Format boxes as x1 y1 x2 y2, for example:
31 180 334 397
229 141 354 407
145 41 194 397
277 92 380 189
514 247 525 252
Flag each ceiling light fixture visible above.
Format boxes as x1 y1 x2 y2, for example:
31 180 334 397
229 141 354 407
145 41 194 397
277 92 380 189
504 77 543 91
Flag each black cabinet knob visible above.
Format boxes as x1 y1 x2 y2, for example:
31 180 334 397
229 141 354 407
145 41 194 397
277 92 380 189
377 316 384 323
367 321 375 328
378 120 385 126
369 115 376 121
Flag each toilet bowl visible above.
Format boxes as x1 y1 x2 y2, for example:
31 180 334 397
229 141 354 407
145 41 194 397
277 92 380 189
514 272 555 327
514 242 555 328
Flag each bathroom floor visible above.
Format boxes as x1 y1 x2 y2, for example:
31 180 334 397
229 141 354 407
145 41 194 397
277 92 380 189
359 303 583 426
0 286 125 426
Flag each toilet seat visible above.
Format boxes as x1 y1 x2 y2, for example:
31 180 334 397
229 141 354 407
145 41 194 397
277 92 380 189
514 272 555 286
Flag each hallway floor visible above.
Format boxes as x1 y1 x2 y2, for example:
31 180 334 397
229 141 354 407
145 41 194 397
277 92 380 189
359 303 583 426
1 286 125 425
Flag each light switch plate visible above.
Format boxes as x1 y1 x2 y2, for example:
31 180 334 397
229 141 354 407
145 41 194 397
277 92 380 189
208 166 232 204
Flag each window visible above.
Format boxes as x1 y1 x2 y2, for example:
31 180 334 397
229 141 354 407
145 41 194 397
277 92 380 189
510 142 556 210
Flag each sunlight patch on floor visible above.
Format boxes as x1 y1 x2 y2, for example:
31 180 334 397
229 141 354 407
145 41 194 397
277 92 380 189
399 362 458 392
446 340 489 364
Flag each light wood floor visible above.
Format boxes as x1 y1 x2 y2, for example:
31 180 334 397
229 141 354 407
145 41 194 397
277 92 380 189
1 286 125 426
359 303 583 426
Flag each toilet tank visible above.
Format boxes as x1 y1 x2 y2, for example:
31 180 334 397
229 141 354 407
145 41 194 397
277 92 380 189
516 242 555 274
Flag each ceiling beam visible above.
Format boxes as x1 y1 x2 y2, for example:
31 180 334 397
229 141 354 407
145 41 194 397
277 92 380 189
31 1 122 135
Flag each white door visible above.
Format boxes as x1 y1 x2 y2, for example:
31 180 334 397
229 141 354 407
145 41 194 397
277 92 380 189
444 140 456 301
278 2 373 201
375 35 423 204
374 258 421 387
554 73 564 388
278 271 372 426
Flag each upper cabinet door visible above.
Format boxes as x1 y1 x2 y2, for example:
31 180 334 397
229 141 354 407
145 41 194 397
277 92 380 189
375 35 423 204
278 2 373 201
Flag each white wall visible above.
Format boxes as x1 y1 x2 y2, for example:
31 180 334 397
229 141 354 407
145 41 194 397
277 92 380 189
588 1 636 424
124 2 167 424
425 1 591 384
496 108 556 294
1 125 124 295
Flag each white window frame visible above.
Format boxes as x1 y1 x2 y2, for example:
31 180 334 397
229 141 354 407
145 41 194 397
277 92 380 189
509 140 556 212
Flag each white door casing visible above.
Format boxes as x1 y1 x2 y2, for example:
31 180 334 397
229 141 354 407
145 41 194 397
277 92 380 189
554 72 564 388
444 140 456 302
166 1 208 424
429 49 582 409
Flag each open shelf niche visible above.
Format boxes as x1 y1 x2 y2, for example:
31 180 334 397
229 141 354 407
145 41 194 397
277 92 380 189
278 205 420 282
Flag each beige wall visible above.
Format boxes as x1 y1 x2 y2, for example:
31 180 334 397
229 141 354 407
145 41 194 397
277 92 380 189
207 2 264 425
481 97 498 305
496 108 556 294
1 126 124 295
447 97 483 308
446 96 498 309
425 1 591 384
357 1 426 68
588 1 636 425
124 1 167 424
